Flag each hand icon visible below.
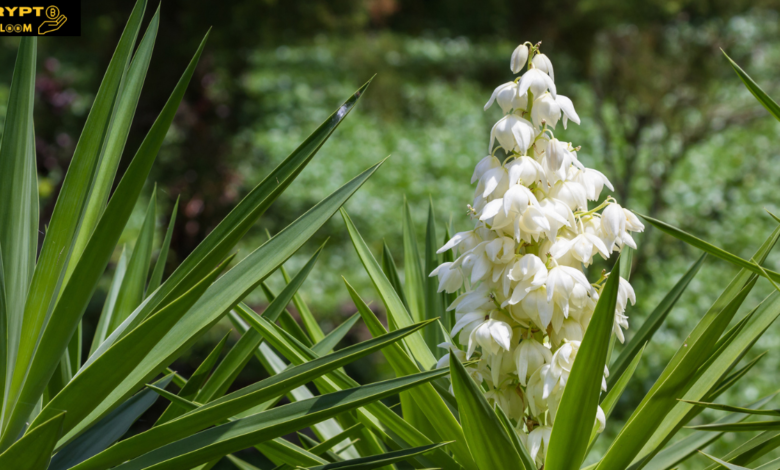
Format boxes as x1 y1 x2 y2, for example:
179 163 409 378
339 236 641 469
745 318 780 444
39 14 67 35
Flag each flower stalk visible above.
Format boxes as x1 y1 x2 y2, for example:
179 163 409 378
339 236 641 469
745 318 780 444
431 41 644 467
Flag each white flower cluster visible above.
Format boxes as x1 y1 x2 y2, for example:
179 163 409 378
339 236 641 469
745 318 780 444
431 41 644 467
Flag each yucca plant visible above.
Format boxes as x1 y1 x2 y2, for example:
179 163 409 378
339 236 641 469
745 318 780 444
3 2 780 470
226 44 780 470
0 1 460 469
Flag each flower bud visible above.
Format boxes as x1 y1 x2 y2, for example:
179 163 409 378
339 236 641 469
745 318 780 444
545 138 572 173
511 44 529 73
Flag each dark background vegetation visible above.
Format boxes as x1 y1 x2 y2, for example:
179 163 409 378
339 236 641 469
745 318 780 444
2 0 780 467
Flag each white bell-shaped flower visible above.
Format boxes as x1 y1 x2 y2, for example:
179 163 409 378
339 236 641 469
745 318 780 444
451 311 486 345
456 242 495 284
485 81 528 113
544 340 579 398
538 198 575 239
520 287 553 330
625 209 645 232
614 310 629 344
511 44 529 73
517 205 552 242
514 337 552 385
484 236 516 264
429 262 463 294
476 165 509 198
450 282 493 314
595 406 607 433
573 168 614 201
506 254 547 305
546 265 594 320
544 138 574 175
556 94 580 128
468 318 513 358
549 180 588 211
531 92 561 128
487 384 527 421
528 426 552 464
549 231 610 266
518 67 557 99
532 53 554 80
438 230 480 254
601 203 637 251
503 184 539 217
478 198 503 221
471 155 501 184
489 115 535 153
527 364 551 416
550 318 584 347
507 155 546 187
617 276 636 314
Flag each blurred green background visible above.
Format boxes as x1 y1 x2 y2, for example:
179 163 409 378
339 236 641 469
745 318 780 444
2 0 780 467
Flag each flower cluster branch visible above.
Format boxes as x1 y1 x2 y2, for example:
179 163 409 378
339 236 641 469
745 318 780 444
431 41 644 467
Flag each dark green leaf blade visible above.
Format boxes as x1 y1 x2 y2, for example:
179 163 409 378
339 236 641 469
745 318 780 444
2 30 210 448
147 197 178 296
423 199 443 353
450 353 524 470
341 208 437 370
638 214 780 284
722 51 780 122
109 193 157 333
0 35 37 421
547 257 621 470
111 369 449 470
92 79 375 359
4 1 147 438
49 375 173 470
0 412 64 470
403 199 426 323
154 331 230 425
312 313 361 356
30 255 233 436
681 400 780 416
306 442 450 470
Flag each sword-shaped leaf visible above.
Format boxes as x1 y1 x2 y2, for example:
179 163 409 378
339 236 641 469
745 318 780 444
0 35 38 419
450 349 525 470
62 160 383 446
547 256 621 470
4 1 147 440
722 51 780 122
313 313 361 356
69 317 429 469
305 442 451 470
49 375 174 470
111 369 449 470
0 412 64 469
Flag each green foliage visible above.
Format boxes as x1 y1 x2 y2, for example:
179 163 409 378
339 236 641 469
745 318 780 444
2 2 780 469
0 3 460 469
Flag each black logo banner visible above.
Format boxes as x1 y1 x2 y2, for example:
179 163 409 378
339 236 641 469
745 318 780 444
0 0 80 36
